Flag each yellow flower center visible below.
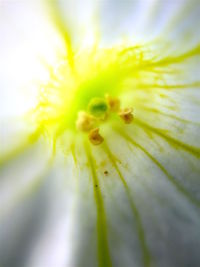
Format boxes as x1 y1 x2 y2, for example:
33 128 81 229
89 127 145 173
31 45 139 146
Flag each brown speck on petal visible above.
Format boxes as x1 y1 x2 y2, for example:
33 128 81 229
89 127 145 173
104 170 109 176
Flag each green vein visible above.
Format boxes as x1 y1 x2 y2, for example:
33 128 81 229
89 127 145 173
151 44 200 67
0 129 40 169
103 142 152 267
163 0 199 35
135 81 200 91
0 154 53 221
129 43 200 74
45 0 74 69
138 106 200 126
116 127 200 209
134 118 200 157
70 143 77 166
85 142 112 267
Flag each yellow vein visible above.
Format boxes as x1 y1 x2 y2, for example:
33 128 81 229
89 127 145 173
116 128 200 209
135 118 200 157
45 0 74 69
134 81 200 91
151 44 200 67
0 153 54 221
0 129 40 169
103 142 152 267
85 142 112 267
138 106 200 126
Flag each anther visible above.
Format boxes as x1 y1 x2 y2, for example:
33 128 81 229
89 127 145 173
119 108 134 124
89 128 104 145
76 111 96 132
105 94 120 112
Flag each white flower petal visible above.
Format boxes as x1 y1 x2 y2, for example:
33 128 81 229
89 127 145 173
24 152 77 267
0 138 50 220
0 1 200 267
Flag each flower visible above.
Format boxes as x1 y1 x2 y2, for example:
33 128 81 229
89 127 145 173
0 1 200 267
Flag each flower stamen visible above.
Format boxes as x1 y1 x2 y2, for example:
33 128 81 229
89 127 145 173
105 94 120 112
119 108 134 124
76 95 134 144
76 111 96 132
89 128 104 145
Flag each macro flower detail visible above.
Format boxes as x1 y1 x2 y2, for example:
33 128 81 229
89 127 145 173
0 1 200 267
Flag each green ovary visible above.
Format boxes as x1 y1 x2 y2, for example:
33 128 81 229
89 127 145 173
88 98 108 118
